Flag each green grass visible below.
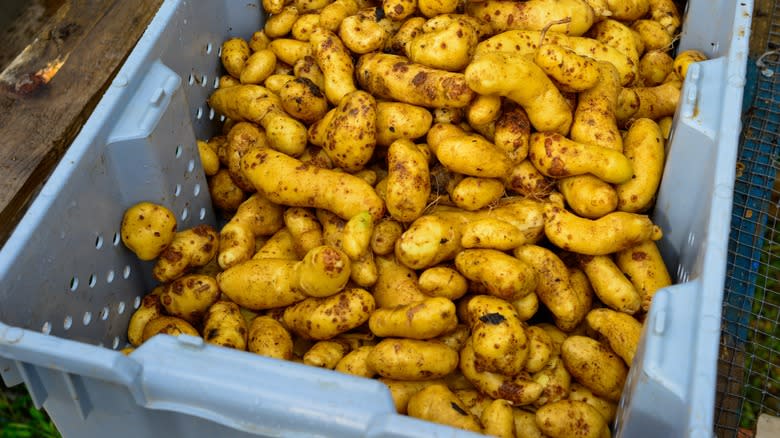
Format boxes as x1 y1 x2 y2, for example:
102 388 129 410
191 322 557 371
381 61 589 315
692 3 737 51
0 383 59 438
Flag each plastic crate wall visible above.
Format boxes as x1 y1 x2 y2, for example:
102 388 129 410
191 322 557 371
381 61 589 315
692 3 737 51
0 0 752 437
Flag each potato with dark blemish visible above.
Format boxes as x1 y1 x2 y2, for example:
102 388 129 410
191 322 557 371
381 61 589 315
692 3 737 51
127 294 164 347
528 132 632 184
382 0 416 21
121 202 177 261
279 77 328 124
339 11 389 54
224 122 268 192
456 250 537 302
293 56 326 90
615 240 672 311
375 102 432 147
459 338 543 406
380 379 444 414
295 245 351 297
453 389 492 418
369 338 459 380
209 169 247 212
373 255 428 308
534 44 600 92
356 53 474 108
249 30 271 52
407 384 482 432
335 345 376 377
604 0 649 21
466 295 529 376
466 0 595 36
160 274 220 325
284 208 325 258
525 326 554 373
264 6 300 38
291 14 320 41
203 301 248 350
535 400 610 438
639 50 674 86
241 148 385 221
385 16 425 55
283 288 375 340
493 102 531 163
310 26 356 105
218 193 285 269
561 336 628 402
319 0 359 31
141 316 200 343
417 266 468 300
616 118 665 213
371 219 403 255
648 0 681 34
303 340 350 369
503 160 555 199
408 15 478 72
532 356 572 407
248 315 294 359
220 38 250 78
323 90 377 171
481 399 515 438
386 139 431 223
447 176 505 212
626 80 681 124
368 297 457 339
153 225 219 283
588 19 641 71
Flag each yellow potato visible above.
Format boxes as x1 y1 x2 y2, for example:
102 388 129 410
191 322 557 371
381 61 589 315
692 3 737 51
141 316 199 343
224 121 268 192
369 297 457 339
295 0 331 12
319 0 359 31
371 219 403 255
511 292 539 322
427 124 512 179
375 102 433 147
417 0 459 17
639 50 675 86
291 14 320 41
632 19 673 52
339 13 388 54
465 52 572 135
221 38 250 78
588 19 640 70
558 175 618 219
535 400 610 438
408 15 478 72
240 49 277 85
455 249 537 301
295 245 351 297
407 384 482 432
218 74 240 89
356 53 474 108
528 132 632 184
467 295 529 376
658 115 673 139
309 26 356 105
127 295 164 347
159 274 220 324
417 266 468 300
616 118 665 212
514 409 546 438
241 148 385 221
673 49 708 80
466 0 595 36
629 81 682 122
341 211 373 260
368 338 459 380
249 30 271 51
373 255 428 308
209 169 247 212
615 240 672 311
253 228 297 260
264 6 300 38
197 140 220 176
648 0 681 34
587 308 642 366
434 323 470 351
203 301 248 350
279 77 328 124
454 389 492 418
534 44 600 92
543 200 663 255
153 225 219 283
323 90 377 171
380 379 443 414
218 193 284 269
334 345 376 377
561 336 627 402
386 139 431 222
481 399 515 438
571 61 622 151
579 254 641 314
293 55 326 90
263 0 286 14
467 95 502 128
568 266 594 318
386 16 425 55
448 177 504 212
248 315 294 360
525 326 554 373
121 202 177 261
263 74 294 93
532 356 572 407
283 208 324 258
304 340 350 369
459 339 543 405
504 160 555 199
604 0 649 21
283 288 375 340
513 244 586 331
569 383 618 423
383 0 417 20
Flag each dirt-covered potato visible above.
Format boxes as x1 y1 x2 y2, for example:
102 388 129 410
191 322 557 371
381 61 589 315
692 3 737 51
248 315 294 359
466 295 529 376
335 345 376 377
221 37 250 78
408 15 478 72
455 249 537 302
535 400 610 438
279 77 328 124
466 0 595 36
283 288 375 340
203 301 248 350
121 202 177 261
141 316 199 343
368 297 458 339
127 295 164 347
385 139 431 223
303 340 350 369
218 193 284 269
561 336 628 402
310 26 356 105
153 225 219 283
368 338 459 380
323 90 377 171
159 274 220 324
407 384 482 432
417 266 468 300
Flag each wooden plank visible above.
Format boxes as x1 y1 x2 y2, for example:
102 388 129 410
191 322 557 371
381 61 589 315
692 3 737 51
0 0 162 246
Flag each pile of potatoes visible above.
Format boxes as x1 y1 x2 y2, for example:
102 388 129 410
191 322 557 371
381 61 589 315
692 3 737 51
120 0 709 436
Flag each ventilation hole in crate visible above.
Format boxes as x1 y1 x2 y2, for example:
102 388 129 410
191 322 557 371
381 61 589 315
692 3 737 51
100 307 109 320
42 321 51 335
88 274 97 288
219 114 226 122
208 108 215 120
174 183 182 197
687 232 695 248
206 42 213 54
95 234 104 249
193 183 201 197
117 301 126 315
64 316 73 330
106 270 115 284
123 265 131 279
199 207 206 220
134 296 142 309
217 45 222 56
200 74 208 87
69 276 79 291
112 337 120 350
213 76 220 88
113 232 121 246
83 312 92 326
188 73 195 86
195 107 203 119
187 159 195 174
175 144 183 158
181 207 190 221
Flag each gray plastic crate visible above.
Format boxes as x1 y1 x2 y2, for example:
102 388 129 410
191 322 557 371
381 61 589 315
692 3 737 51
0 0 752 436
